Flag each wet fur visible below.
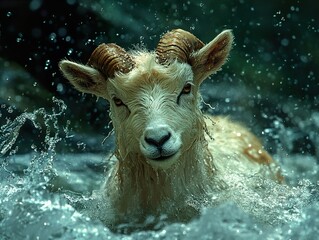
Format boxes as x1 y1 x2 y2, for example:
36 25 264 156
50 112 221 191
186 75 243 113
59 30 282 230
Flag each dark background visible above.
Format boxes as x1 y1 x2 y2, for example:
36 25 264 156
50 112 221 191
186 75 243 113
0 0 318 156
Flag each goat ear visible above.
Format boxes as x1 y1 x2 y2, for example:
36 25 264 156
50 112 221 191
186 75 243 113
191 30 234 84
59 60 108 97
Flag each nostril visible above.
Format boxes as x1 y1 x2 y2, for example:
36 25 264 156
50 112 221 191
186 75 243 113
145 136 159 147
145 132 171 147
159 132 171 146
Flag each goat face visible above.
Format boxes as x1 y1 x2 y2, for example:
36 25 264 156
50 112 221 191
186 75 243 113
106 59 200 168
59 29 233 169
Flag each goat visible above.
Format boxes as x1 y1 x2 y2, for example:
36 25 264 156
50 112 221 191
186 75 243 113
59 29 282 229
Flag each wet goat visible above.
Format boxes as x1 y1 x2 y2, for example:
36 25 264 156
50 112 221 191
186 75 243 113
59 29 282 228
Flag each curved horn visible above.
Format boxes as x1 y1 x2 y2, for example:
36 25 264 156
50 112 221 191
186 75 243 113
87 43 135 78
156 29 204 65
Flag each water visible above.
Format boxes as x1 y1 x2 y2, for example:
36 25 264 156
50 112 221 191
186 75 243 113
0 98 319 239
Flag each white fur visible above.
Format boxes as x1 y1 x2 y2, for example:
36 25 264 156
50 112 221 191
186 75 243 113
59 30 282 230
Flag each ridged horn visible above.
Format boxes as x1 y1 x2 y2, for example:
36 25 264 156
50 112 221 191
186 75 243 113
156 29 204 65
87 43 135 78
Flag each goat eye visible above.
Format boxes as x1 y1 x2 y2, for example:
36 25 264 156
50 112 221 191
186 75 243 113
177 83 192 104
181 83 192 94
113 97 123 106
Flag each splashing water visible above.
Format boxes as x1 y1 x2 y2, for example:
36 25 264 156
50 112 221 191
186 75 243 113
1 98 65 156
0 98 319 239
0 97 67 183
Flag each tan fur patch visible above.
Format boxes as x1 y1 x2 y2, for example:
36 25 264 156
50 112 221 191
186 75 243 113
243 145 272 165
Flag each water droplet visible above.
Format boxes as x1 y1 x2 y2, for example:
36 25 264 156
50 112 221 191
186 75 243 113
65 36 71 42
49 32 57 42
29 0 42 11
300 55 308 63
281 38 289 46
7 106 13 113
85 39 93 45
77 142 86 150
58 27 67 37
31 144 37 150
56 83 64 93
7 12 12 17
44 59 51 70
67 48 73 56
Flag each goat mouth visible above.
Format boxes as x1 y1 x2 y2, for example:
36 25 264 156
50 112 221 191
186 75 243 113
146 151 181 169
149 152 177 161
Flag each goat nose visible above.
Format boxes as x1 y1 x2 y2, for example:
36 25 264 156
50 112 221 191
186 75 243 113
144 127 171 148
